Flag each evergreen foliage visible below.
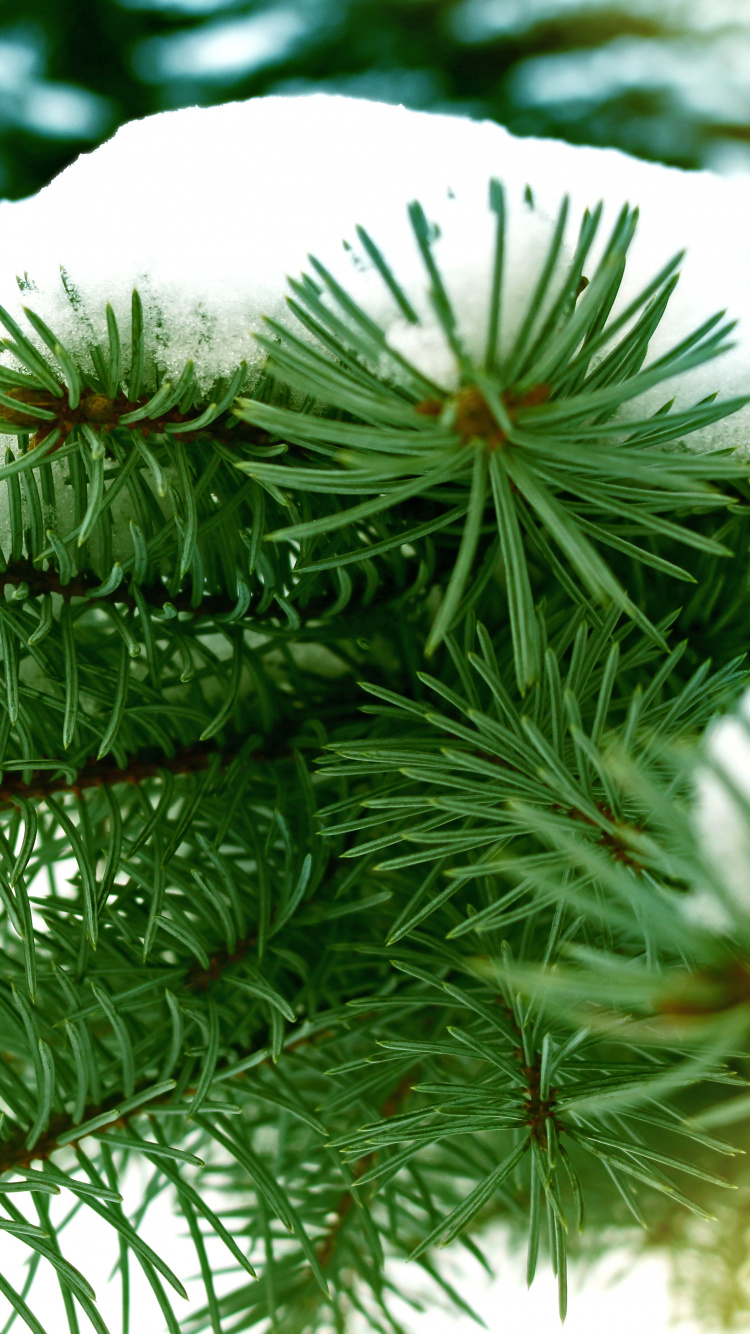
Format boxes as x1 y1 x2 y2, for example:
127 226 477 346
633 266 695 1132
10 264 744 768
0 182 749 1333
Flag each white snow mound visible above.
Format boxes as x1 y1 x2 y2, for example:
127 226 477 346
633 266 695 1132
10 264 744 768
0 93 749 449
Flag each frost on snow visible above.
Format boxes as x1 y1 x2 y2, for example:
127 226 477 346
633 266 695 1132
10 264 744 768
0 92 749 448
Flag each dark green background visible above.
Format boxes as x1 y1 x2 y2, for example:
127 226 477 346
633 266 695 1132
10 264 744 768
1 0 748 201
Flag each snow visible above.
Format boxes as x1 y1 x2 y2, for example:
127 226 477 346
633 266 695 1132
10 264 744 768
0 92 749 450
691 691 750 929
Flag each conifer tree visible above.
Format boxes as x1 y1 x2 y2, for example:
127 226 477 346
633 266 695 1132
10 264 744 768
0 92 750 1334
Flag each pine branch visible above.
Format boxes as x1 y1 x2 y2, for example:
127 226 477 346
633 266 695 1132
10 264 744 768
235 188 748 684
0 137 749 1333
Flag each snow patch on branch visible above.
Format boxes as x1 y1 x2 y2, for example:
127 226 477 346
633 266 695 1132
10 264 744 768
0 92 748 446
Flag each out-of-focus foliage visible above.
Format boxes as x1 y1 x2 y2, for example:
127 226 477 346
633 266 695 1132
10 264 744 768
3 0 750 202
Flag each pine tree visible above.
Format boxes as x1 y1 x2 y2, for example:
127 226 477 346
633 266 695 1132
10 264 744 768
1 106 750 1334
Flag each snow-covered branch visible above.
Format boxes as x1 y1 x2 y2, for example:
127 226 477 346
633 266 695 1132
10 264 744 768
1 93 748 448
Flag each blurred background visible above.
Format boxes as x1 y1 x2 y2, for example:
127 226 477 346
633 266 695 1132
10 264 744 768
3 0 750 203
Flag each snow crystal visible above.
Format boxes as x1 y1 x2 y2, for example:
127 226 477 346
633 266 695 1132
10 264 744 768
0 93 749 449
692 692 750 929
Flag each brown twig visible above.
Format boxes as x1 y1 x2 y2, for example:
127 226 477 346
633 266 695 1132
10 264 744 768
317 1069 418 1268
0 559 240 618
186 933 258 991
0 735 294 810
416 382 551 453
558 801 646 872
1 386 269 451
496 997 562 1150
